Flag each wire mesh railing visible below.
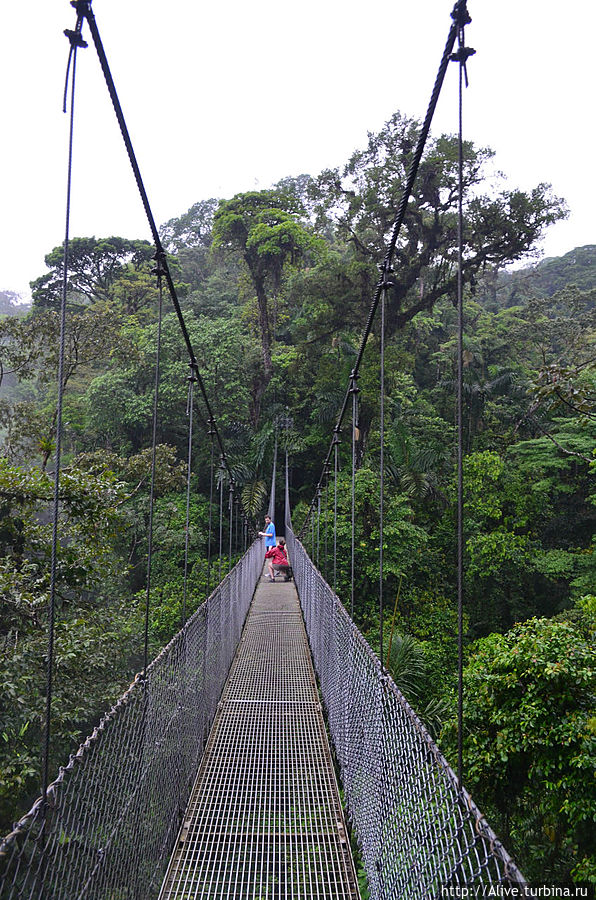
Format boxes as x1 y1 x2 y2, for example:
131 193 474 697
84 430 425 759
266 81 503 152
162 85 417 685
0 540 263 900
285 529 525 898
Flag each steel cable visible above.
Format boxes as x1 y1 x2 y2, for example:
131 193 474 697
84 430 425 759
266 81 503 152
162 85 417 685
286 528 526 897
207 420 215 596
182 372 196 627
72 1 239 513
218 457 225 583
298 0 468 540
143 264 165 677
350 376 358 619
378 273 390 673
453 5 474 791
0 545 264 899
333 430 339 592
42 21 84 813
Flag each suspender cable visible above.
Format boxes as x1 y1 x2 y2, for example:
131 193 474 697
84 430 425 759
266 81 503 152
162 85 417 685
76 1 236 494
298 1 465 540
206 420 215 595
228 482 234 573
457 43 465 793
143 260 165 677
218 457 225 583
42 18 86 813
333 430 339 592
324 468 329 580
350 374 358 619
379 266 393 672
452 2 474 790
284 447 291 533
268 432 278 521
316 488 321 569
234 496 239 555
182 371 196 626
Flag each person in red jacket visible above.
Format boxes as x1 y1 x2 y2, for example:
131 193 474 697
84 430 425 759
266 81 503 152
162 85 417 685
264 538 291 581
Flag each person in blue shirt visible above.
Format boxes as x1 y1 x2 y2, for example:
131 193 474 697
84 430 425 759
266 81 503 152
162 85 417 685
258 516 276 578
259 515 276 547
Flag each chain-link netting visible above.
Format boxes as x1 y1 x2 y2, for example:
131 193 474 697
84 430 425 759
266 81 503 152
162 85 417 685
0 541 263 900
286 529 525 898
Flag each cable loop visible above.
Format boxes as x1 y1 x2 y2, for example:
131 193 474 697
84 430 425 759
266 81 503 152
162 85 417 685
62 18 86 114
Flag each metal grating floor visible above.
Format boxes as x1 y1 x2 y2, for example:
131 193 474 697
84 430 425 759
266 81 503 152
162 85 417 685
159 572 359 899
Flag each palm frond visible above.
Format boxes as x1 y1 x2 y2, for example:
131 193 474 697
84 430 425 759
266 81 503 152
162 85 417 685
241 480 268 517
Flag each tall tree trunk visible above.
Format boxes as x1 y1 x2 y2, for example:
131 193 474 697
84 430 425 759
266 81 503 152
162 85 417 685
254 276 273 379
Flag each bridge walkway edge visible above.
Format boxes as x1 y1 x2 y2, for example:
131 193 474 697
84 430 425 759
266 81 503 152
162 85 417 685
158 565 360 899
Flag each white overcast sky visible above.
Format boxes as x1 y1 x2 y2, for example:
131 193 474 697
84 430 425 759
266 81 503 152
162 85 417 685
1 0 594 299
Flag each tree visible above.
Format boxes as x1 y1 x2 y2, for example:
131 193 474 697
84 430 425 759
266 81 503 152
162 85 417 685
309 112 567 338
212 190 325 385
30 237 155 309
160 198 219 253
0 305 135 465
442 598 596 884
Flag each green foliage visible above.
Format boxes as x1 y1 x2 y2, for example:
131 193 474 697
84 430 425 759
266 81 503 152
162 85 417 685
1 109 593 879
30 236 155 309
442 599 596 883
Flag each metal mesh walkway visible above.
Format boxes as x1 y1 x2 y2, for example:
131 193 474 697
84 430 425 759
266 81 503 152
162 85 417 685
159 571 360 899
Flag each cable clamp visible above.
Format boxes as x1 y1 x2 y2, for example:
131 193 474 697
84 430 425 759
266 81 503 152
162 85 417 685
152 248 168 278
451 0 471 26
64 28 88 49
378 262 395 292
450 46 475 64
70 0 92 15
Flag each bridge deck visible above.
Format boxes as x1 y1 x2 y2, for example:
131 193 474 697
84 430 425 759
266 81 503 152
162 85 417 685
159 570 359 899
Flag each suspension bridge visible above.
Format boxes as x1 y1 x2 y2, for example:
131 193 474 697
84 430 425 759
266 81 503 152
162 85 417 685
1 1 528 897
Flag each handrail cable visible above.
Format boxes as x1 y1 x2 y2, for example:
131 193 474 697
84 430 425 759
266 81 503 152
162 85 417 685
298 0 470 539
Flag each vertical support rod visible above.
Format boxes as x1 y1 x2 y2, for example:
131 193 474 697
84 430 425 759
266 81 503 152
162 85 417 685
182 374 195 626
228 484 234 573
316 489 321 569
379 284 386 673
324 471 329 580
206 423 215 596
43 27 84 810
350 374 358 620
456 21 467 791
218 457 224 583
333 433 339 592
143 262 164 678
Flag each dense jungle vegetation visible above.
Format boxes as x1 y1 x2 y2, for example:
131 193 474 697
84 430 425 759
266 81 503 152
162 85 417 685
1 111 595 883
